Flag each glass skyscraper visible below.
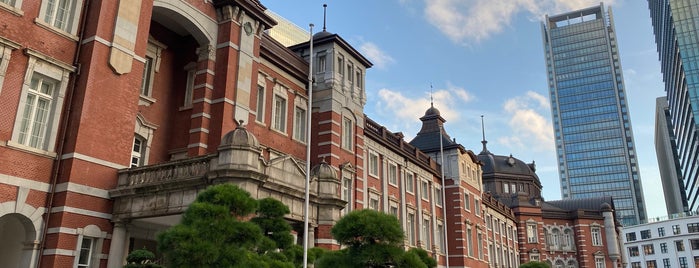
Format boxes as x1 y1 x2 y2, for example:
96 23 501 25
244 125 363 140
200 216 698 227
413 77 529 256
648 0 699 213
542 4 647 226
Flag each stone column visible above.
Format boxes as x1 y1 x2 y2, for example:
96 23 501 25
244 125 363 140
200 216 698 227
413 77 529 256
107 222 128 268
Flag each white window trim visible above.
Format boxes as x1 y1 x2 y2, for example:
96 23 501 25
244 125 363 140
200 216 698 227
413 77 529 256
405 172 415 194
434 186 443 207
387 162 398 186
9 49 74 156
293 105 307 143
74 225 106 268
0 37 20 97
180 62 196 109
0 0 23 16
271 85 288 134
139 40 166 106
591 226 603 246
368 151 379 177
341 175 352 215
36 0 85 39
464 192 471 211
132 114 157 167
316 52 326 73
255 81 266 124
420 179 430 201
342 116 353 151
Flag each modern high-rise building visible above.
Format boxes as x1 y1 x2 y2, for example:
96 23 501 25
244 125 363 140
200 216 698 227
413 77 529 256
648 0 699 213
542 3 647 226
655 97 689 215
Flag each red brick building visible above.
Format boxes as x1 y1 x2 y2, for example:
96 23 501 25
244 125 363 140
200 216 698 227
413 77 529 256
0 1 621 267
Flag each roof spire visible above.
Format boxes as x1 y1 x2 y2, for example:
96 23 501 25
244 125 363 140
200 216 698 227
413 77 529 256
322 4 328 32
481 115 490 154
430 83 434 107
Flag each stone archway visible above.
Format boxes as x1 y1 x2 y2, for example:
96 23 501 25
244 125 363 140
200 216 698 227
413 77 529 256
0 213 37 268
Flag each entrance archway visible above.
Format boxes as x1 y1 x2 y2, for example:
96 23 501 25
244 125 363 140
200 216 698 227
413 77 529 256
0 213 37 267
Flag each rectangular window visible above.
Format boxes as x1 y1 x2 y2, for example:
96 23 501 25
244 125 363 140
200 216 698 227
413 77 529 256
658 227 665 237
317 54 326 73
477 232 484 259
341 177 351 215
422 218 431 248
687 223 699 233
503 182 509 193
474 199 480 215
140 56 154 97
293 106 307 142
646 260 656 268
675 240 685 251
131 136 146 168
511 184 516 193
405 173 414 193
626 232 637 242
77 237 93 268
437 223 445 253
272 95 287 132
690 239 699 250
678 257 687 268
641 229 651 239
388 163 397 185
347 63 353 84
595 257 606 268
12 53 72 153
256 85 265 122
660 242 668 253
18 74 56 149
527 224 537 243
673 224 681 235
369 198 379 210
435 188 442 206
389 204 398 217
592 227 602 246
42 0 75 32
467 228 473 257
356 70 362 89
662 258 670 268
183 69 195 108
421 180 429 200
337 56 344 75
342 117 353 150
631 262 641 268
642 244 654 255
464 193 471 211
368 152 379 177
628 246 639 257
407 212 416 246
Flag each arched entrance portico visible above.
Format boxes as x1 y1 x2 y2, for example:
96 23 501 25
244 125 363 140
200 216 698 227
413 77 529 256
0 213 38 268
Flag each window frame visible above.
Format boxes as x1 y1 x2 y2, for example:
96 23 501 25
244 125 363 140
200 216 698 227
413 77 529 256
342 116 353 150
37 0 85 36
387 162 398 185
527 223 537 243
255 83 266 123
272 92 288 133
434 187 443 207
10 49 74 155
405 172 414 193
138 40 165 106
182 63 196 109
464 192 471 211
368 151 379 177
407 211 416 246
293 105 307 143
76 237 94 268
0 0 23 16
341 175 352 215
591 226 603 246
420 180 430 201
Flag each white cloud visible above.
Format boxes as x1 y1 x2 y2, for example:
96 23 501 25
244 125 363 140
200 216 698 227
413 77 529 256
359 42 395 69
375 85 474 123
498 91 554 151
423 0 617 44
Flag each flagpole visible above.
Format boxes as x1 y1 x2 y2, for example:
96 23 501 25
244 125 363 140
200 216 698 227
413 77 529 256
303 23 314 268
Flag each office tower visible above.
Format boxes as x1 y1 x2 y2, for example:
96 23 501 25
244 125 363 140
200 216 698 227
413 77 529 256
648 0 699 213
655 97 689 215
542 3 647 225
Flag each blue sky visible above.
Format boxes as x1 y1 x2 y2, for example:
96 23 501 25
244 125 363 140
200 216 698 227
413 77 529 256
263 0 667 219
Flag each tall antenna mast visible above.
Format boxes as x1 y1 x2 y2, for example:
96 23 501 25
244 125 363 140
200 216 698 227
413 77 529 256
322 4 327 32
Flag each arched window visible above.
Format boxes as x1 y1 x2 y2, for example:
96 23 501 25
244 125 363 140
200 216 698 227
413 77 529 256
555 260 565 268
563 228 575 250
551 229 561 250
567 259 578 268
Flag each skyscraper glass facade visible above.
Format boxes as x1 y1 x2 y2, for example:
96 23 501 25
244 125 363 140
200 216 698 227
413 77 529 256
542 4 646 225
648 0 699 213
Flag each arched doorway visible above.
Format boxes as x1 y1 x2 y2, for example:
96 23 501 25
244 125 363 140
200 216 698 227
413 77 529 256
0 213 37 267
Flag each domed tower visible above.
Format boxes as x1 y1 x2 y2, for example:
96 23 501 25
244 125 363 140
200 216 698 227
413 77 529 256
477 135 542 200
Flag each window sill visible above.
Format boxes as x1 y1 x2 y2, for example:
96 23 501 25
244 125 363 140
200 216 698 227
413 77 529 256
139 95 156 106
270 128 288 137
34 19 79 41
0 3 23 16
5 140 57 159
178 105 192 111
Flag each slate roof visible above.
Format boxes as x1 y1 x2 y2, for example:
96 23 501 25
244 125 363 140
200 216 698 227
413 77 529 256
546 196 615 212
409 104 458 152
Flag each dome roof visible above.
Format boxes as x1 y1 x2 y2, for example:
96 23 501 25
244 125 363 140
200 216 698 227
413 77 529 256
477 152 539 182
221 123 259 147
311 160 337 181
313 30 333 39
424 105 440 117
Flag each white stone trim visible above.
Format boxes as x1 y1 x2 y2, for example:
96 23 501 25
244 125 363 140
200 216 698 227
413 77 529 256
42 249 74 256
0 173 51 192
54 182 110 199
50 206 112 220
60 152 127 169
